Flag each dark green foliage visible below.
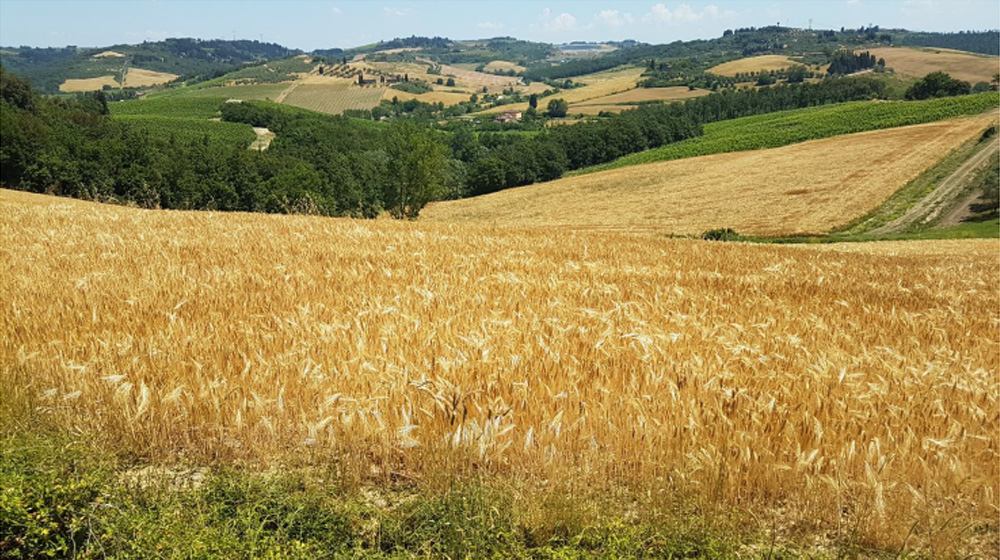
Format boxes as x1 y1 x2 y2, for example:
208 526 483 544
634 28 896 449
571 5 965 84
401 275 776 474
1 69 447 218
382 121 448 218
897 30 1000 56
702 228 741 241
786 65 808 83
827 50 877 75
905 71 972 100
391 80 433 94
545 98 569 118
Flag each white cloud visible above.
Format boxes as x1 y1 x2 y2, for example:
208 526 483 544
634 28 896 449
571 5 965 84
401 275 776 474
846 0 862 5
549 12 577 31
597 9 635 27
534 7 578 32
643 3 734 24
330 6 342 16
382 6 409 17
477 21 505 30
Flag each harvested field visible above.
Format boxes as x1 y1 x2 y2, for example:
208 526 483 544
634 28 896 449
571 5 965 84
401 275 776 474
568 104 637 115
483 60 526 74
282 83 387 114
708 55 805 76
574 86 711 106
865 46 1000 84
422 115 995 235
382 88 472 106
478 67 645 114
59 75 119 92
439 63 520 89
123 68 179 88
2 187 997 556
92 50 125 58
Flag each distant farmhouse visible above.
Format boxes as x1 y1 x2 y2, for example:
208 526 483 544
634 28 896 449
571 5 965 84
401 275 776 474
496 110 522 123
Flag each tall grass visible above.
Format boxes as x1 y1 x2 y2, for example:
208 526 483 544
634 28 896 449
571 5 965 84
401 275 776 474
1 189 997 556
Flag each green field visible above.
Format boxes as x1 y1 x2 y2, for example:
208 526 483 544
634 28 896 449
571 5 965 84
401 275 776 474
152 83 290 101
115 115 256 148
573 92 1000 175
110 97 227 119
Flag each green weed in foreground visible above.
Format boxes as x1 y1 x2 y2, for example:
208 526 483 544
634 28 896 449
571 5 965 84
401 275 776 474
0 428 925 559
574 92 1000 175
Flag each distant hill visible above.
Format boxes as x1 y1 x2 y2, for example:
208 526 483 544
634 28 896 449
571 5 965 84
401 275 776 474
0 38 300 93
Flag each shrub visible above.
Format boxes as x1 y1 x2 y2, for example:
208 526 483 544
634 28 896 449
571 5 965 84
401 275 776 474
702 228 740 241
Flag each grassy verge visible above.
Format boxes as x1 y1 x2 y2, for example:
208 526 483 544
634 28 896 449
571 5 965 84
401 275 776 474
0 374 904 560
833 127 996 235
0 429 753 559
732 217 999 244
570 92 999 176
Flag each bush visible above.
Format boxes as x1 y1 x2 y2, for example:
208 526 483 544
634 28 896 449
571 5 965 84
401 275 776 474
702 228 740 241
905 71 971 100
546 98 568 118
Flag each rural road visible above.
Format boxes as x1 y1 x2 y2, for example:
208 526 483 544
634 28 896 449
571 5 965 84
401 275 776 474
868 135 999 235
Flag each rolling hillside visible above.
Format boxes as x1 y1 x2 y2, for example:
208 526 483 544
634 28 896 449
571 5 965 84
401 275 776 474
867 46 999 84
0 39 298 93
422 115 995 236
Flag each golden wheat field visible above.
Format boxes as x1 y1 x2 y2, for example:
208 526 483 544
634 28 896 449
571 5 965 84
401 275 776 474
122 67 179 88
708 55 806 77
866 46 1000 85
423 115 995 235
59 75 120 92
1 188 997 555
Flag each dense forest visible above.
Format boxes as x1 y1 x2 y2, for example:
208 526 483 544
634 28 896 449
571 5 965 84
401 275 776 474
897 30 1000 56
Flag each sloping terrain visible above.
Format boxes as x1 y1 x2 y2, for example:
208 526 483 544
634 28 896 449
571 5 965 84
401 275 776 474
2 187 997 556
866 46 999 84
422 115 995 236
708 54 806 76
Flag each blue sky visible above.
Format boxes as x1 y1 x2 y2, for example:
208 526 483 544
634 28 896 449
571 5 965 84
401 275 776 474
1 0 997 50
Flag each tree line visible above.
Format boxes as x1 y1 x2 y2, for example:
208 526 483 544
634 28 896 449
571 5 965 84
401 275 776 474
0 67 942 218
1 67 447 218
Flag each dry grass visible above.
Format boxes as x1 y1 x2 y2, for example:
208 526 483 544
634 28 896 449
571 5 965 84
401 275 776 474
382 89 472 106
866 47 1000 84
567 104 638 115
92 50 125 59
478 67 646 115
59 75 119 92
574 86 711 106
2 188 997 556
483 60 526 74
439 63 520 89
123 68 179 88
422 115 995 235
708 55 805 76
